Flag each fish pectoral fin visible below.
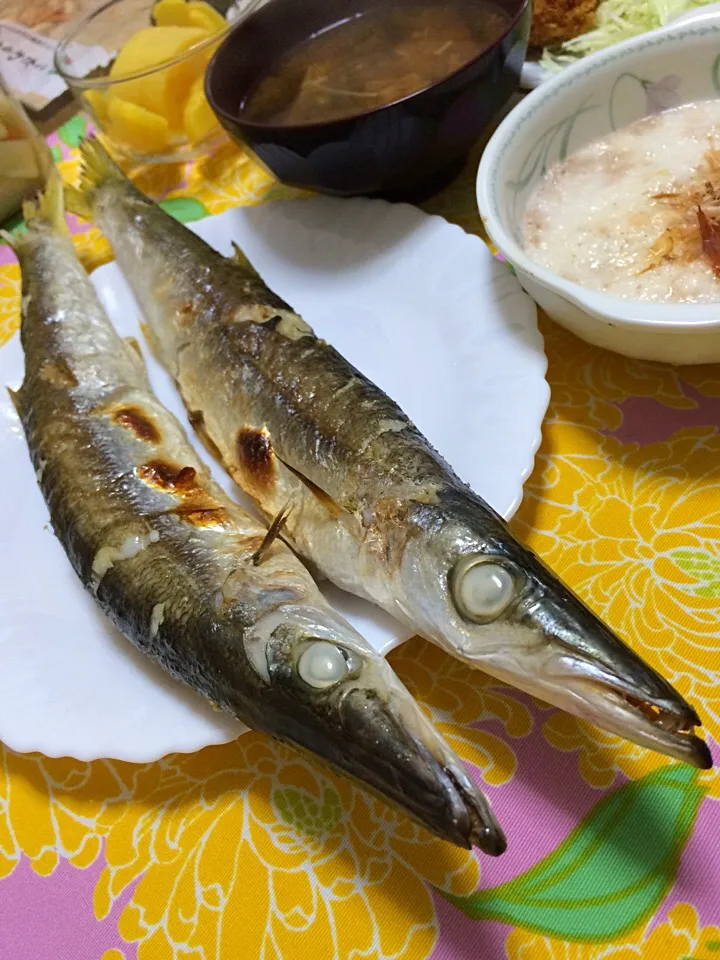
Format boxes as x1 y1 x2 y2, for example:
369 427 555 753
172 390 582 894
252 498 296 565
122 336 153 386
275 453 348 519
139 321 165 366
185 406 226 465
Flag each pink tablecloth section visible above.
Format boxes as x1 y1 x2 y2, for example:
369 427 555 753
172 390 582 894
0 117 719 960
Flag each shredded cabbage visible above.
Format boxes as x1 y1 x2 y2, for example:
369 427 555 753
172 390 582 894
540 0 719 72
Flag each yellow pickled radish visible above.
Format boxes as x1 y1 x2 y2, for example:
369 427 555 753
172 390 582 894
84 89 109 124
171 40 221 131
183 74 221 143
108 97 171 152
109 26 208 82
187 1 227 33
153 0 191 26
108 26 208 128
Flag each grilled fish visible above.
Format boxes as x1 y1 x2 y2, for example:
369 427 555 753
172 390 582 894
69 139 713 770
6 174 506 854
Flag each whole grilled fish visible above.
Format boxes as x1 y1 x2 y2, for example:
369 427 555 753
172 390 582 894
6 174 506 855
70 139 712 770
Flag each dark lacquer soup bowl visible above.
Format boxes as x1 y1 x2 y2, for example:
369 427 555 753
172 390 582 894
205 0 531 199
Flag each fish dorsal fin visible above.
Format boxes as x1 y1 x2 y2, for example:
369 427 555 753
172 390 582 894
252 499 295 566
23 169 68 234
230 242 259 275
3 170 67 254
122 335 153 387
124 336 143 359
6 387 21 417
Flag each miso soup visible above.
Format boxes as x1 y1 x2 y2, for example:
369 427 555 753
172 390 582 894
241 2 511 125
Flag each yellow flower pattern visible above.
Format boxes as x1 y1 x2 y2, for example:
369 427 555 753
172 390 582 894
536 318 720 432
0 263 20 348
506 903 720 960
512 421 720 787
541 711 720 799
0 751 128 879
94 736 479 960
389 638 533 786
0 670 488 960
1 121 719 957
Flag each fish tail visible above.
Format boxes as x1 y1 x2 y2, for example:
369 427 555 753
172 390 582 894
64 136 123 221
1 169 67 253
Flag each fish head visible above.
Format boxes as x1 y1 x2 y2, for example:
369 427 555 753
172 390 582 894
398 490 712 769
244 602 505 854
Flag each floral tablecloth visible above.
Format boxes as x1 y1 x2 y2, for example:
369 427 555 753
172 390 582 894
1 116 719 960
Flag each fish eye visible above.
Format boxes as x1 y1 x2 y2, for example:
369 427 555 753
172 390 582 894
297 640 349 689
450 555 517 623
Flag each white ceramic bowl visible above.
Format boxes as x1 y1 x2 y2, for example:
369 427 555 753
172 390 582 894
478 16 720 364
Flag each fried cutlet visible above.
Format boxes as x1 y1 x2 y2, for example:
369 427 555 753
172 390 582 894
530 0 600 47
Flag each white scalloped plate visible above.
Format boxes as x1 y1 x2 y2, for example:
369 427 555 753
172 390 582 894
0 197 547 762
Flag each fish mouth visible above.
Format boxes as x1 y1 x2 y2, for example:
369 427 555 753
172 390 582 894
576 672 712 769
336 686 506 854
441 764 507 855
257 608 505 852
426 561 714 770
430 624 713 769
488 643 713 769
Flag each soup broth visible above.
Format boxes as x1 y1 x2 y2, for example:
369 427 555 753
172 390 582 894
241 2 510 125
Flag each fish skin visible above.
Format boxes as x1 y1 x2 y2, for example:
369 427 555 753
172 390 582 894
8 178 507 855
72 140 712 771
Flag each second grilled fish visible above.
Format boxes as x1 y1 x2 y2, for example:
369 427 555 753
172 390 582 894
7 174 505 854
70 139 713 771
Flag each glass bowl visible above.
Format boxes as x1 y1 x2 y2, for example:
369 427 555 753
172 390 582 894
54 0 235 164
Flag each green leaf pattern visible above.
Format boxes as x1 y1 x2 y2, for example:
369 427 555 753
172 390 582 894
445 766 704 941
506 99 598 223
57 114 87 148
672 550 720 598
274 787 343 837
158 196 209 224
